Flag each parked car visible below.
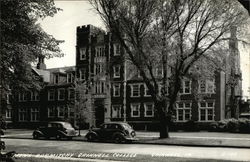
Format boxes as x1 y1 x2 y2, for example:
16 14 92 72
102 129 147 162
85 122 138 143
33 121 77 140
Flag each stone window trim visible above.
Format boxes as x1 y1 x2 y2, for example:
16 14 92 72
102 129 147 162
79 69 86 81
130 84 141 97
144 84 151 97
6 109 12 119
131 103 140 117
113 65 121 78
144 103 154 117
175 101 192 122
31 108 39 122
58 88 65 101
180 80 192 95
113 43 121 56
68 88 75 100
48 106 56 118
48 89 55 101
113 83 121 97
67 73 74 83
18 108 27 122
198 101 215 122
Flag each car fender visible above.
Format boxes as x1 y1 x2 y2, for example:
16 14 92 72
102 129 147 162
57 130 67 137
112 132 125 140
86 131 99 138
33 130 44 137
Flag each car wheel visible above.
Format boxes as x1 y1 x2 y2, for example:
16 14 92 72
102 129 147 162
33 133 39 139
87 134 96 142
55 134 61 140
114 135 123 144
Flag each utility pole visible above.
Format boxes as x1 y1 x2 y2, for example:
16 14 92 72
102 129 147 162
123 56 127 122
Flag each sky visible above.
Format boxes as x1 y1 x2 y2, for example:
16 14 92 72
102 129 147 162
40 0 250 98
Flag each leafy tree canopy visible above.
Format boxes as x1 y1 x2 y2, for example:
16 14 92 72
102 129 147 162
0 0 64 90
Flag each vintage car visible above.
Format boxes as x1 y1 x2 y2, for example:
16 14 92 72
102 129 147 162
85 122 138 143
32 121 77 140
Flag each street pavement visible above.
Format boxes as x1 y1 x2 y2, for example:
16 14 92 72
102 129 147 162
1 129 250 148
3 138 250 162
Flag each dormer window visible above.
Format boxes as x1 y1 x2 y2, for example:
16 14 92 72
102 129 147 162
80 47 86 60
114 44 121 56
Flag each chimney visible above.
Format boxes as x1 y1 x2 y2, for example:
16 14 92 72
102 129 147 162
37 55 46 70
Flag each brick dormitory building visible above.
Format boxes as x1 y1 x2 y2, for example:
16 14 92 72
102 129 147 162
3 24 245 130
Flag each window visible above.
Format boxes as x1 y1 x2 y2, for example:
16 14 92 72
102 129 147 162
131 84 140 97
31 91 39 101
199 80 215 94
68 88 75 100
48 89 55 101
6 94 10 104
114 44 121 56
95 81 106 94
176 102 192 121
131 103 140 117
80 47 86 60
199 101 215 121
18 92 28 102
58 106 65 118
144 103 154 117
31 108 39 121
48 106 56 117
113 84 120 97
19 108 27 121
180 80 191 94
54 74 59 84
95 46 105 57
95 63 105 75
67 73 74 83
58 89 65 100
144 84 151 96
112 105 121 118
113 65 120 78
6 109 12 119
79 69 86 80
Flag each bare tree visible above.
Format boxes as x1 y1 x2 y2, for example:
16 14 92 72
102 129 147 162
90 0 247 138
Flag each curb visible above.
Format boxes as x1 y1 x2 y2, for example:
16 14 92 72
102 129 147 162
2 136 250 149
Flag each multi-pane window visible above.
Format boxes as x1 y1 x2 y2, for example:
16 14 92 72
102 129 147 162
113 83 120 97
31 91 39 101
79 69 86 80
180 80 191 94
199 80 215 93
95 46 105 57
54 74 59 84
95 63 105 75
112 105 121 118
176 102 192 121
80 47 86 60
113 65 120 78
131 84 140 97
31 108 39 121
6 109 12 119
131 103 140 117
199 101 215 121
95 81 106 94
67 73 74 83
18 92 28 102
48 89 55 101
144 103 154 117
144 84 151 96
114 44 121 56
68 88 75 100
19 108 27 121
48 106 56 117
58 106 65 117
58 89 65 100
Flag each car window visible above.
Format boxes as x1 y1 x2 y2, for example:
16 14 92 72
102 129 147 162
122 123 132 130
102 124 108 129
48 123 52 127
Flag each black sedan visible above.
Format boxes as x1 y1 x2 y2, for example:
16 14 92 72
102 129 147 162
85 122 138 143
33 121 77 140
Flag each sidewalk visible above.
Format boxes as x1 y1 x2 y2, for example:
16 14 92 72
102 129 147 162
1 129 250 148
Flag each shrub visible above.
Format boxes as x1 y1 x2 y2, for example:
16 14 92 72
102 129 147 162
183 120 199 132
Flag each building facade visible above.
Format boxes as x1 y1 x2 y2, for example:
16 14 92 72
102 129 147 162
7 24 242 130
